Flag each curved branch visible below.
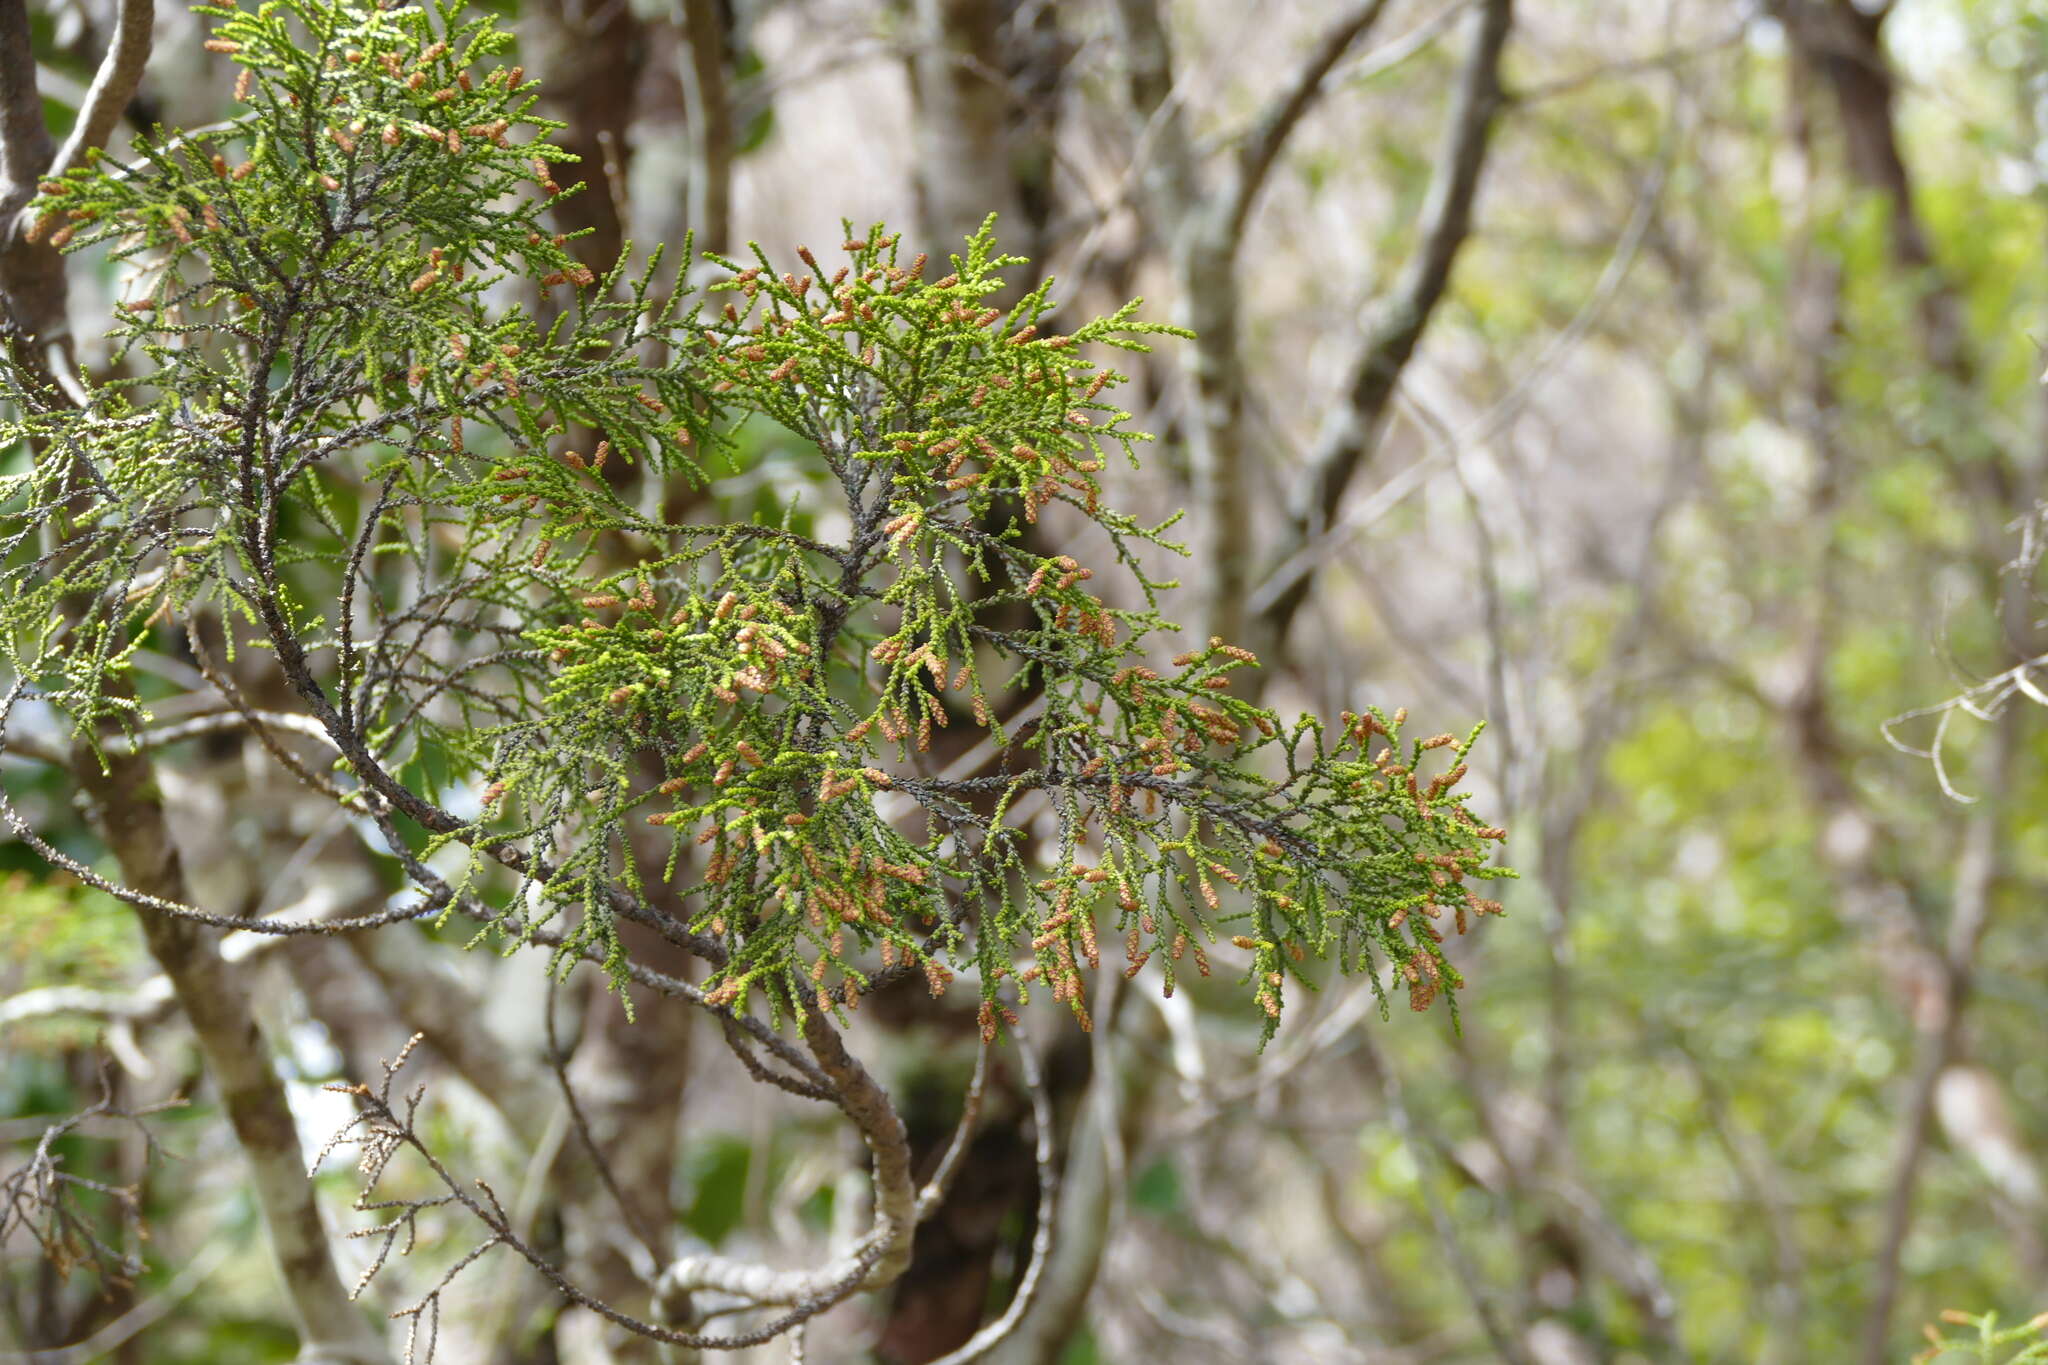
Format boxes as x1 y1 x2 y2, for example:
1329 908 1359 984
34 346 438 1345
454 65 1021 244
5 706 339 766
657 1007 917 1311
542 972 666 1261
0 982 172 1027
1250 141 1667 621
1115 0 1480 653
49 0 156 182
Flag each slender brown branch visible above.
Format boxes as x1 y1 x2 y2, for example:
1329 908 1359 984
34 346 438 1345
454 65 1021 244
541 972 666 1263
1112 0 1404 648
343 929 559 1148
0 1241 229 1365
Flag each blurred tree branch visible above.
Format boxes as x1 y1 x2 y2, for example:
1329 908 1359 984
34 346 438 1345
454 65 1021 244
1246 0 1514 676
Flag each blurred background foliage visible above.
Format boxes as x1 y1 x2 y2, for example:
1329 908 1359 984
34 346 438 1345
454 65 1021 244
6 0 2048 1362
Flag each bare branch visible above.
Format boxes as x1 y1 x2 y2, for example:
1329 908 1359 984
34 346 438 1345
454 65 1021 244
1112 0 1408 648
0 1072 182 1304
320 1039 885 1356
916 1036 990 1222
658 1008 917 1312
0 1240 229 1365
0 0 63 346
0 983 172 1027
4 707 338 768
0 1 52 190
1511 23 1744 105
340 930 560 1146
1220 0 1397 248
1248 132 1667 632
1253 0 1515 661
1883 654 2048 802
48 0 155 182
542 972 666 1261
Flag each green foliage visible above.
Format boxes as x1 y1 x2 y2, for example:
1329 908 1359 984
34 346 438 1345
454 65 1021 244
0 873 134 986
1 0 1506 1042
0 875 138 1052
1916 1309 2048 1365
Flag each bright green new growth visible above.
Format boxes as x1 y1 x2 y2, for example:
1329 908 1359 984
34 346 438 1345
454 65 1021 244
3 0 1511 1043
1915 1308 2048 1365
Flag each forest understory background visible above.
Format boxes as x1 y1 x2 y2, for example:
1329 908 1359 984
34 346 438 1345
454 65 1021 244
5 1 2048 1363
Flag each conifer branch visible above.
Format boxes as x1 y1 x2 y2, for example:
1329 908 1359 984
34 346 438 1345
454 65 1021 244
0 4 1513 1348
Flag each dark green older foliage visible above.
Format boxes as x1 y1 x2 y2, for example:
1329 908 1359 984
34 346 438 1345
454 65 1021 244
3 0 1510 1042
